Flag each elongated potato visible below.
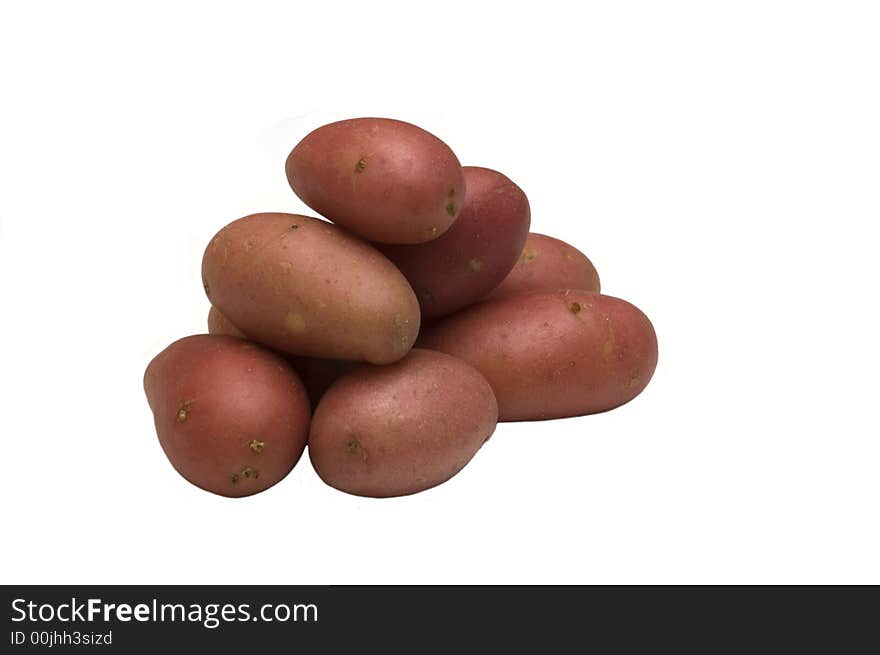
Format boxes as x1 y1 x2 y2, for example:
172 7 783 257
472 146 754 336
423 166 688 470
379 166 530 317
419 291 657 421
485 233 600 300
286 118 465 244
143 335 311 497
206 305 356 405
202 213 420 364
309 349 498 498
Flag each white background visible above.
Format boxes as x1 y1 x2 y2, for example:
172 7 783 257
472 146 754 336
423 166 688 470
1 1 878 584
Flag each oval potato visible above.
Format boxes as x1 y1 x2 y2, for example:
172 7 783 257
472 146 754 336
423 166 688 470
419 291 657 421
286 118 465 244
143 334 311 497
309 349 498 498
485 233 600 300
202 213 420 364
379 166 530 317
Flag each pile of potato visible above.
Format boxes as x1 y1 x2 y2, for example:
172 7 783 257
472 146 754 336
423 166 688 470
144 117 658 499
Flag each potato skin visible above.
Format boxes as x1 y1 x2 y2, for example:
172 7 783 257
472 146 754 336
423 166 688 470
207 304 246 338
485 233 600 300
379 166 531 317
143 335 311 497
202 213 420 364
286 118 465 244
419 291 657 421
206 305 356 406
309 349 498 498
287 355 358 407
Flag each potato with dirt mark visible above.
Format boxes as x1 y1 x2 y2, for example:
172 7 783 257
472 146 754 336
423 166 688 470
207 305 357 406
286 118 465 244
202 213 420 364
309 349 498 498
379 166 531 317
143 334 311 497
485 233 600 300
419 291 657 421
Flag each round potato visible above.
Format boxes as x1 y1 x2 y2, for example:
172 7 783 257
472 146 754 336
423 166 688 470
309 349 498 498
379 166 530 317
206 305 356 406
485 233 600 300
286 118 465 244
143 334 311 497
202 213 420 364
419 291 657 421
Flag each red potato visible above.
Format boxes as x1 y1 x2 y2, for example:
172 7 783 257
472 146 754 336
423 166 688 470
286 118 465 244
143 335 311 497
379 166 531 317
287 356 357 407
207 304 246 338
309 349 498 498
207 305 356 406
202 213 420 365
419 291 657 421
485 233 600 300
